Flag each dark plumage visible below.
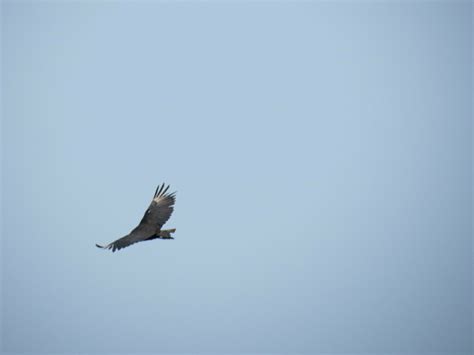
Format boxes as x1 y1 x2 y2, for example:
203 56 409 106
96 183 177 252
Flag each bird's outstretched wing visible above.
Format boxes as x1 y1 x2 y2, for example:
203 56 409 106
96 183 176 252
137 182 176 231
95 233 145 252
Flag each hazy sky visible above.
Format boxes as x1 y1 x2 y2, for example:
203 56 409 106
1 1 472 354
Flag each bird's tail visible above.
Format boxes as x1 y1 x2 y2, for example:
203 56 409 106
159 228 176 239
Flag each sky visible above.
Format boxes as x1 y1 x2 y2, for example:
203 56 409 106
1 1 472 354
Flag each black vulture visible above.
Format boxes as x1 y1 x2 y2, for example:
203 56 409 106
96 183 176 252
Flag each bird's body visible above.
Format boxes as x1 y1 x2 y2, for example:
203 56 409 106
96 183 177 252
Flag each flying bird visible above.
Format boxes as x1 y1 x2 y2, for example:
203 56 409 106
96 183 177 252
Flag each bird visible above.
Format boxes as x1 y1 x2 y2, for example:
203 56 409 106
96 183 177 252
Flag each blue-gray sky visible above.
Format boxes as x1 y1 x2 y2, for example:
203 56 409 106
1 1 472 354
